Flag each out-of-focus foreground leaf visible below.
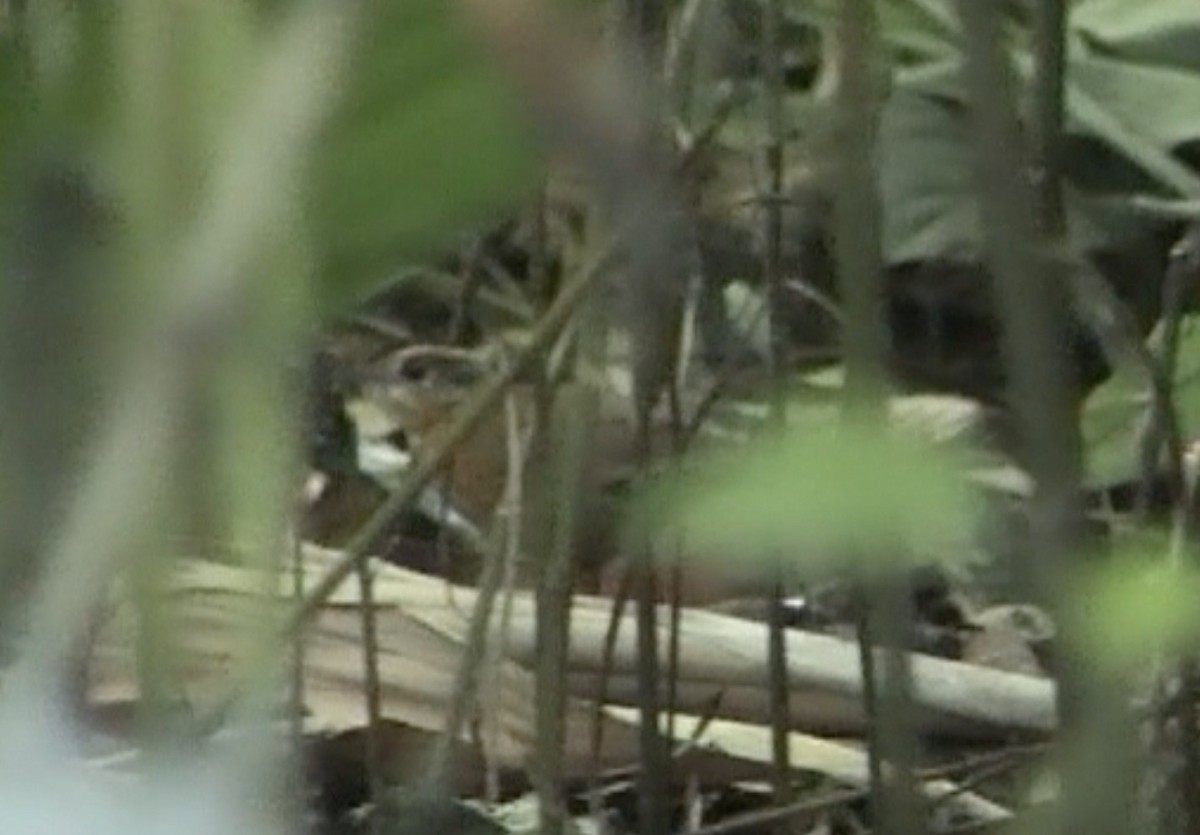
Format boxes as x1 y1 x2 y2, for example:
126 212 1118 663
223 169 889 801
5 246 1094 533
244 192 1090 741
0 1 540 315
640 417 978 575
1067 558 1200 673
310 0 539 311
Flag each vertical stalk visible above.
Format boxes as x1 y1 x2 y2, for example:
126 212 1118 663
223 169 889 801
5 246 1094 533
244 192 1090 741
357 563 385 834
532 290 606 835
289 531 305 740
426 478 510 791
540 367 599 835
527 173 566 833
761 0 792 807
957 6 1118 835
1163 235 1200 835
615 0 675 826
527 375 564 835
632 539 666 835
832 3 917 835
1031 0 1066 236
835 3 887 414
958 0 1084 594
529 193 608 835
117 0 177 736
288 528 307 832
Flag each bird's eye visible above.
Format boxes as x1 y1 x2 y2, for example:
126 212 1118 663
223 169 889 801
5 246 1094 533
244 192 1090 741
385 427 412 452
399 360 432 385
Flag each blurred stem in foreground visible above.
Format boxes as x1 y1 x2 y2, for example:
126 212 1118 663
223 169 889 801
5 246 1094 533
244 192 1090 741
832 2 919 835
959 0 1085 605
0 164 111 650
6 0 350 743
957 5 1132 835
834 5 886 416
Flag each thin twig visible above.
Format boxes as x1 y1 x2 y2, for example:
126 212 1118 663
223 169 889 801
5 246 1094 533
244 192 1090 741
481 391 527 802
632 516 666 835
355 562 385 832
423 462 510 793
524 170 568 835
958 6 1113 835
785 278 845 326
289 523 306 741
587 566 632 821
1137 228 1200 516
534 285 606 834
541 380 595 835
689 786 869 835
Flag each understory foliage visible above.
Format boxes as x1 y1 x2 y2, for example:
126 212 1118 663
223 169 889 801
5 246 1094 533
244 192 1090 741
3 1 1200 834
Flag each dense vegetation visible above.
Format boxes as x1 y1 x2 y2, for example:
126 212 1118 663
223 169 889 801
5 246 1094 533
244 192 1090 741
4 1 1200 834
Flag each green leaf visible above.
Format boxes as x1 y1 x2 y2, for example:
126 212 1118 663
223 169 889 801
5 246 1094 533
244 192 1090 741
642 417 978 577
879 83 979 264
0 31 33 180
311 0 539 312
878 0 963 65
876 0 1200 266
1068 52 1200 152
1081 315 1200 487
0 4 119 172
1068 559 1200 672
878 80 1160 265
1072 0 1200 72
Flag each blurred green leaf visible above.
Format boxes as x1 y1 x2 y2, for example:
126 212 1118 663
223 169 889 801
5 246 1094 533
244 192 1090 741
1068 558 1200 672
311 0 539 311
0 4 116 177
642 417 977 576
0 30 33 187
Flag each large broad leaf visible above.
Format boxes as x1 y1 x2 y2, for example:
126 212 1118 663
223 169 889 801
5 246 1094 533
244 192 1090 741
1081 315 1200 487
310 1 539 311
1068 53 1200 153
877 0 1200 267
1065 1 1200 174
878 78 1161 265
879 81 979 265
1072 0 1200 72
